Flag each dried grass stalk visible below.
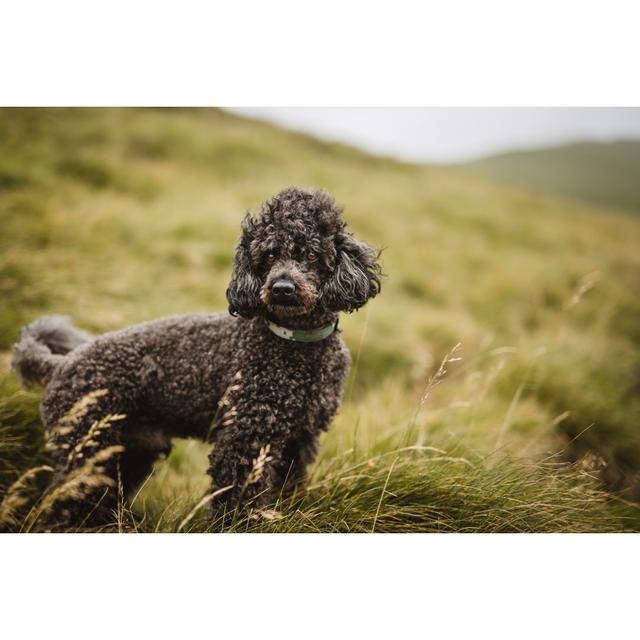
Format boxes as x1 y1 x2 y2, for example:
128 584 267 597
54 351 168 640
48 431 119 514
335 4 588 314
207 370 242 439
37 445 124 518
177 485 234 532
64 413 126 469
565 271 602 310
0 465 53 527
245 445 272 487
421 343 462 405
46 388 109 448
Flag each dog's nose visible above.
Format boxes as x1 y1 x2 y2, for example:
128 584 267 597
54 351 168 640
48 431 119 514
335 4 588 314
272 280 296 300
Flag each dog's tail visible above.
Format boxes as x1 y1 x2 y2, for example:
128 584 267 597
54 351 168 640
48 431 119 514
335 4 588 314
12 316 93 387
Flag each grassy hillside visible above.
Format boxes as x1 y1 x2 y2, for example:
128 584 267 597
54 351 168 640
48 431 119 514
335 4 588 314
460 140 640 214
1 108 640 532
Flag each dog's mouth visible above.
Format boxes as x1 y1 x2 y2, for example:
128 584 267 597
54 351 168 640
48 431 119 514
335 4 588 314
265 291 311 317
266 302 309 317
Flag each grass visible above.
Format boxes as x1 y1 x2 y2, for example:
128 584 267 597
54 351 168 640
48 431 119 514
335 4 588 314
1 107 639 532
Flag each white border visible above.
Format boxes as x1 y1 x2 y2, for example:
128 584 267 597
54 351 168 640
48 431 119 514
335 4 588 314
1 534 638 639
1 1 639 105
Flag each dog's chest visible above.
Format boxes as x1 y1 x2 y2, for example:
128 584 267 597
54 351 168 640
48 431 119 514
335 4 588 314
231 330 349 396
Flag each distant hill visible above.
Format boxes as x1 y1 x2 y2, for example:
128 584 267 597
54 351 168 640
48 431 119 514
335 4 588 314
459 140 640 213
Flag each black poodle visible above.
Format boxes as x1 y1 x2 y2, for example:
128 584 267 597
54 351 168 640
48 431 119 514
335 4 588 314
12 186 382 528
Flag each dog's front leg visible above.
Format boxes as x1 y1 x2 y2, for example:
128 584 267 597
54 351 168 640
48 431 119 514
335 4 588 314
206 396 312 523
205 356 325 525
206 419 294 523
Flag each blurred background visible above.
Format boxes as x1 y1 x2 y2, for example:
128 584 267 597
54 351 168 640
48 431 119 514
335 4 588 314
233 107 640 211
1 108 639 530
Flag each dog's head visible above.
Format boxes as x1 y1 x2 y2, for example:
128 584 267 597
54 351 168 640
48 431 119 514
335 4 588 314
226 187 382 320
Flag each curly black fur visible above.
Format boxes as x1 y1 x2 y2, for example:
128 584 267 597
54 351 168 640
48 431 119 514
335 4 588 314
11 186 382 529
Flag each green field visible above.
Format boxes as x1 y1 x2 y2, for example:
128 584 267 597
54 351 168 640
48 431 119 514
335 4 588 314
460 140 640 214
1 108 639 532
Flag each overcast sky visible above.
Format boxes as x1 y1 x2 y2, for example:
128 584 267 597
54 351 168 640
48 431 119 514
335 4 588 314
228 108 640 164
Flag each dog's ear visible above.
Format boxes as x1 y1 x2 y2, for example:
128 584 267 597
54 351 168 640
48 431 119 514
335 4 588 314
322 231 382 313
226 215 262 318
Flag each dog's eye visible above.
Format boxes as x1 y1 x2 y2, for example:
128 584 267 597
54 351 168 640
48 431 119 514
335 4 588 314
265 251 277 264
307 252 317 262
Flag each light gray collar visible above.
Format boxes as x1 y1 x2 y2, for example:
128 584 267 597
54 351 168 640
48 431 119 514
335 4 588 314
267 318 338 343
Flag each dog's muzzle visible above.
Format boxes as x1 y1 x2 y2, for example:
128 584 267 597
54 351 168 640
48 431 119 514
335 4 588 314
270 279 298 305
